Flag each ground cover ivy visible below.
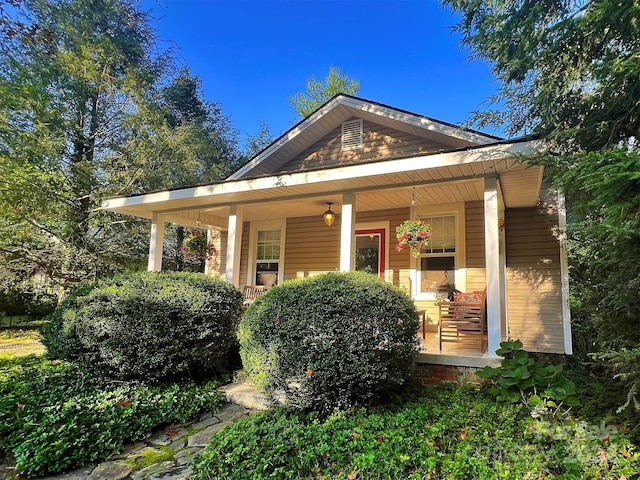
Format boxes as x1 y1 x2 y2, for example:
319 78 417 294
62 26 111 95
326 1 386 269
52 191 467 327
191 385 639 480
0 355 225 477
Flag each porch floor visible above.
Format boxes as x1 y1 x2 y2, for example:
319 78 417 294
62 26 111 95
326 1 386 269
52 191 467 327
418 330 488 357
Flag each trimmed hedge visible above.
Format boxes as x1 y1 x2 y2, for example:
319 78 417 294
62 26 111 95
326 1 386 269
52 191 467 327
42 272 243 381
239 272 420 411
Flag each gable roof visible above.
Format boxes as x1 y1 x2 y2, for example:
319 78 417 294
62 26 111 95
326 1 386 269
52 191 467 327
227 94 502 181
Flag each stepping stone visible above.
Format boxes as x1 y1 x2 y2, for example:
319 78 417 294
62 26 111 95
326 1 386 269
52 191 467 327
187 421 232 447
148 465 191 479
190 413 220 430
221 383 269 410
174 447 201 461
216 403 250 421
86 461 131 480
130 461 174 480
169 437 187 451
35 465 94 480
109 441 146 460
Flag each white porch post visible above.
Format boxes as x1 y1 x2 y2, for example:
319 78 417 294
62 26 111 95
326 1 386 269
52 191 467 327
339 193 356 272
558 191 573 354
225 205 243 285
484 177 503 356
147 212 165 272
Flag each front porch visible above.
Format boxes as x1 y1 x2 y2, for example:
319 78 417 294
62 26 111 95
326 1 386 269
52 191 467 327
102 139 570 363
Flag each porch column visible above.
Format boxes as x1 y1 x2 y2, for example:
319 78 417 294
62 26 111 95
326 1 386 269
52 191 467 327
225 205 243 285
147 212 165 272
339 193 356 271
484 177 503 357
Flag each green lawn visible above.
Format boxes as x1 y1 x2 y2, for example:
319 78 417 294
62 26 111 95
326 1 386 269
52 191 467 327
0 329 46 358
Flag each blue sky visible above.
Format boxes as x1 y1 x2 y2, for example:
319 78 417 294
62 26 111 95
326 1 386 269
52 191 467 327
142 0 501 147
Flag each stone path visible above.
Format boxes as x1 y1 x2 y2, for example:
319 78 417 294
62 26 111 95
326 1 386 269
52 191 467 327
35 402 252 480
0 374 269 480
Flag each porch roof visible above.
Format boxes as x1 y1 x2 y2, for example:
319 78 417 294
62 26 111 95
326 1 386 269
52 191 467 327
101 139 545 230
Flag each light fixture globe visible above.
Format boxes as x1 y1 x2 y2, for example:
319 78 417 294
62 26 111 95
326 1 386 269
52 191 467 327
323 202 336 226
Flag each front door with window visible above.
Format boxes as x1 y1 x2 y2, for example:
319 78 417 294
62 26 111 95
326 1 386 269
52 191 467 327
355 229 386 279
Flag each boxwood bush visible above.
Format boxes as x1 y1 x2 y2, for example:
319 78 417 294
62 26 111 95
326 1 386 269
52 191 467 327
239 272 420 411
42 272 243 381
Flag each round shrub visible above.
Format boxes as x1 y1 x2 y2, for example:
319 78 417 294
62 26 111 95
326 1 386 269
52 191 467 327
42 272 243 381
239 272 420 411
42 284 97 360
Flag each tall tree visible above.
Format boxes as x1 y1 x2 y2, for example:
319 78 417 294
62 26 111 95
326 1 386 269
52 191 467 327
0 0 239 297
106 68 239 271
444 0 640 152
0 0 161 291
288 66 360 119
243 120 275 159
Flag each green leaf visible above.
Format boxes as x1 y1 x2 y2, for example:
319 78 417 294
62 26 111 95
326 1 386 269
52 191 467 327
528 395 542 407
506 391 521 403
545 387 568 401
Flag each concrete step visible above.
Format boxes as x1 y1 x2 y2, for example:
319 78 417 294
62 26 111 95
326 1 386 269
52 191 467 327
221 382 269 411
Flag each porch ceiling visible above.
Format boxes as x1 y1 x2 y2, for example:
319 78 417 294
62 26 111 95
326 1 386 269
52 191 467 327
101 141 544 229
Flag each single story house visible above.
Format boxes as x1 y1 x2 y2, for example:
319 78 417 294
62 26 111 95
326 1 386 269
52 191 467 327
101 94 572 370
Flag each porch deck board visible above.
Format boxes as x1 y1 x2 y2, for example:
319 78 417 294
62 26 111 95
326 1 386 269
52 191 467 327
418 332 488 357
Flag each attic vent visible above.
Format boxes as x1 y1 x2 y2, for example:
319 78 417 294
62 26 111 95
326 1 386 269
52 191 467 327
341 119 363 151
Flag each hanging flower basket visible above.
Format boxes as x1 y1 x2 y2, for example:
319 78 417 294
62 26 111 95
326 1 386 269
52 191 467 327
181 230 216 262
395 219 432 258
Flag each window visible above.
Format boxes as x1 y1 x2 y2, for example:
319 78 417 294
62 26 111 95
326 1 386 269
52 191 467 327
342 119 363 151
248 221 286 288
255 229 280 287
419 215 457 295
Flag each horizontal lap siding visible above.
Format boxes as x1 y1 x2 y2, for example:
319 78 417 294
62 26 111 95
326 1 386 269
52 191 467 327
280 119 446 172
239 222 250 290
465 201 486 292
283 208 410 283
206 230 226 279
284 216 340 279
505 198 564 354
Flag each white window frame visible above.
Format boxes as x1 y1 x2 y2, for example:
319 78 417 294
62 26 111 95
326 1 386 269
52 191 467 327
247 219 286 287
411 202 466 299
341 119 363 151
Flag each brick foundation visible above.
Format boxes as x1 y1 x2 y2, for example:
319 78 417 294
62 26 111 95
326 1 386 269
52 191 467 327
414 363 484 387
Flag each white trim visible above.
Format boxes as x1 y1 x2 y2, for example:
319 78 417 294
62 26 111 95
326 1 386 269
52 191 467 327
227 95 499 181
484 177 502 357
339 193 356 272
247 218 287 287
147 213 165 272
339 96 497 144
417 352 502 368
102 141 546 216
225 205 243 285
412 202 466 299
356 221 390 281
497 181 508 340
558 191 573 355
